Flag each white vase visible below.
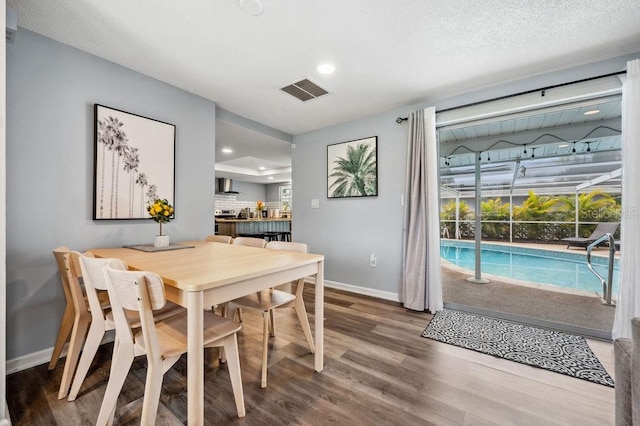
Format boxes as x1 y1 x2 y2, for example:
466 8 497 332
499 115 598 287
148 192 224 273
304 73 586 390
154 235 170 248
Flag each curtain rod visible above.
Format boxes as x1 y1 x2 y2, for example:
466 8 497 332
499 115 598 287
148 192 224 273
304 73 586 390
395 70 626 123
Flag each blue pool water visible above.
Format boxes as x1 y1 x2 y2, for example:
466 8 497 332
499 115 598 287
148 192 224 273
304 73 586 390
440 240 619 294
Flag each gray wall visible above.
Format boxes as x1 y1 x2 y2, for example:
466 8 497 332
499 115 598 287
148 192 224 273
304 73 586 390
266 182 285 203
293 52 640 296
6 30 216 360
232 181 267 202
293 116 408 294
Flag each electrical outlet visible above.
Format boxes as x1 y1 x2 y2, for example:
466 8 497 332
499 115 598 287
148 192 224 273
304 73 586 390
369 254 377 267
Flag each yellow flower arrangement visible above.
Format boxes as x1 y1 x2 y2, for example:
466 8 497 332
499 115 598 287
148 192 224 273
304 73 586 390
147 198 174 235
256 200 265 219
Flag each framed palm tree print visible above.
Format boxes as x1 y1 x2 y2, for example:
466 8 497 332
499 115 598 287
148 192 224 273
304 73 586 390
93 104 176 220
327 136 378 198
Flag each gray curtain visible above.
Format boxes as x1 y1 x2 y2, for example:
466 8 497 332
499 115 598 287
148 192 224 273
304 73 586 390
399 107 443 312
613 59 640 339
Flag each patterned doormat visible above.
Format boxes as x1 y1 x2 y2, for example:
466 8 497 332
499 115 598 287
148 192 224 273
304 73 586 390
422 309 614 387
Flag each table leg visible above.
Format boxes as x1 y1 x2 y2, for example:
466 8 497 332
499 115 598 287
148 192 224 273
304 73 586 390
187 291 204 425
314 260 324 372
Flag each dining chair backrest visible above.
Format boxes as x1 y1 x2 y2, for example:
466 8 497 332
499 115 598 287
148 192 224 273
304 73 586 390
78 254 128 320
52 246 73 305
205 235 233 244
105 267 167 312
103 266 167 361
55 248 88 314
266 241 308 254
233 237 267 248
50 246 76 370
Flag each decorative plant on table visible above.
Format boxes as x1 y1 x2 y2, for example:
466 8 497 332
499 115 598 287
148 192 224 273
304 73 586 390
256 200 265 218
148 198 174 246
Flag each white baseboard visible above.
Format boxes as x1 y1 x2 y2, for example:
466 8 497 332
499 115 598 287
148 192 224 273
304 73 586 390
305 277 399 302
1 399 10 426
6 347 52 375
7 331 115 375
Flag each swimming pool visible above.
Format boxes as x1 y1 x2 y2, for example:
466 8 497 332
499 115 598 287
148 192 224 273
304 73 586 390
440 240 619 294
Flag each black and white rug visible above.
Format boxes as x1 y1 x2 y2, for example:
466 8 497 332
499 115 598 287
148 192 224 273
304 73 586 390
422 309 614 387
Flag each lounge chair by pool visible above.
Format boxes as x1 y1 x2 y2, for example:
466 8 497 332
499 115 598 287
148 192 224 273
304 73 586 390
562 222 620 250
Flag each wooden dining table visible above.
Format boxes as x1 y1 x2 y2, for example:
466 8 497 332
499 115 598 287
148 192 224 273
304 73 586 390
88 240 325 425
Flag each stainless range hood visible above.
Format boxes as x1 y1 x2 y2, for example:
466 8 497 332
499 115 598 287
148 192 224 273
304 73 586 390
217 178 239 194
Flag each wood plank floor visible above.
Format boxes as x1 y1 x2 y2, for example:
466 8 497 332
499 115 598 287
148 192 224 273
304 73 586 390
7 286 615 425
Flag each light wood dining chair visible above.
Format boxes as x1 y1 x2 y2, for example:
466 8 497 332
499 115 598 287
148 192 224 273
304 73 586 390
97 265 245 425
205 234 232 244
50 247 92 400
232 236 267 248
228 241 315 388
67 252 184 401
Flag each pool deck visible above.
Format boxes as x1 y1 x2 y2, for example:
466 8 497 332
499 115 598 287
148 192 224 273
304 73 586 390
441 239 617 339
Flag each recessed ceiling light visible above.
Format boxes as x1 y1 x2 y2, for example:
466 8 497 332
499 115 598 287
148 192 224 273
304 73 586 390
584 109 600 116
222 148 233 154
259 166 266 170
558 143 569 148
268 176 274 180
238 0 263 16
317 63 335 74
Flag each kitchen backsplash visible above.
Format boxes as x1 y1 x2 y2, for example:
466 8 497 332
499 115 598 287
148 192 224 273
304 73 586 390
215 193 280 213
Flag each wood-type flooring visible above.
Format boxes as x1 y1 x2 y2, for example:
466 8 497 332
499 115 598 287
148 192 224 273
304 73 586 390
7 286 615 425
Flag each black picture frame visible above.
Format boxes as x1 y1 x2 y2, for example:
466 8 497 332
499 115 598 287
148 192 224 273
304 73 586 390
93 104 176 220
327 136 378 198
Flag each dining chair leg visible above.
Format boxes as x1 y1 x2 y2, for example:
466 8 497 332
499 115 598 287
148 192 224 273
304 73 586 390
96 343 134 426
222 334 246 417
294 296 316 353
57 309 90 399
48 303 75 370
261 311 269 388
268 309 276 337
140 361 164 426
68 321 106 400
294 278 315 353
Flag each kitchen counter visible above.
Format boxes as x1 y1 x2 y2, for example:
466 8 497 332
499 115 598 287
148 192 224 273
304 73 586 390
215 218 291 238
215 218 291 223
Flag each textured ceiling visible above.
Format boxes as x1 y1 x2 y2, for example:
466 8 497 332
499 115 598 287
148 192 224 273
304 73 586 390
9 1 640 185
9 0 640 136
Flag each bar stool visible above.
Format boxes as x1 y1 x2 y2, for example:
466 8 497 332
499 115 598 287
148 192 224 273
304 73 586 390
262 232 280 242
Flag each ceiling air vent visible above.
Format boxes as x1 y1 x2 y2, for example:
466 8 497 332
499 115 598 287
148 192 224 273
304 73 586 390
280 79 328 102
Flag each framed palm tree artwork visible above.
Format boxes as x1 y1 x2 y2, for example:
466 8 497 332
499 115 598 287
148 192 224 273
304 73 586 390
327 136 378 198
93 104 176 220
